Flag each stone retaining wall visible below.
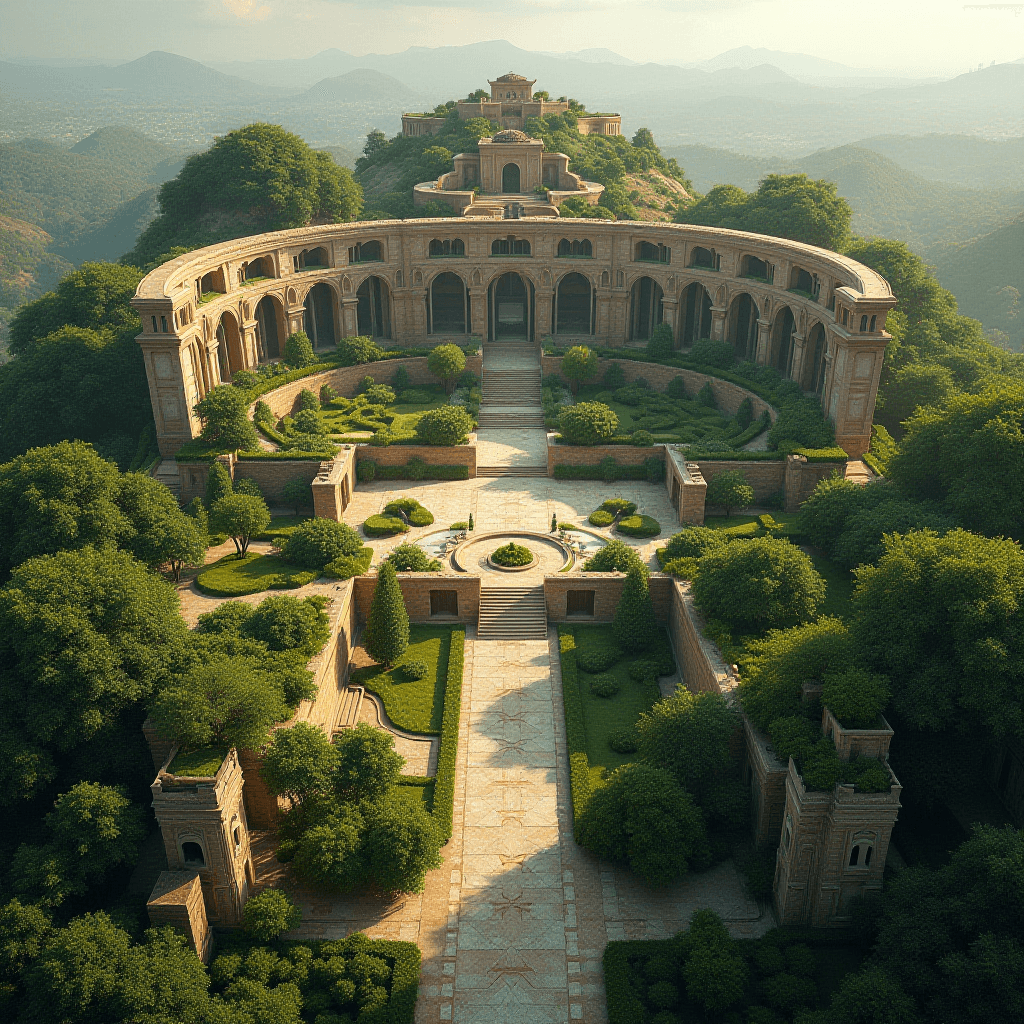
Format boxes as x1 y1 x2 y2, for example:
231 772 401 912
353 573 481 624
544 572 672 622
668 580 739 696
546 435 661 476
356 443 477 478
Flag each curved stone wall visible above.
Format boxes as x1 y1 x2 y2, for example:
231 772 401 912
131 218 895 456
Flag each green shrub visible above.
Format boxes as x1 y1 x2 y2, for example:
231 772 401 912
667 375 688 399
659 526 729 563
427 343 466 391
821 668 890 728
356 460 376 482
628 659 659 683
689 339 735 368
283 331 316 368
363 562 409 667
433 630 465 840
234 477 263 498
603 361 626 388
292 408 323 434
402 660 428 681
383 497 434 526
646 323 675 359
391 364 411 390
616 514 661 538
365 383 396 405
697 381 717 408
323 547 373 580
415 405 472 445
583 538 646 574
705 469 754 516
614 564 658 652
609 728 639 754
231 369 258 389
601 498 637 516
319 383 338 404
736 396 754 429
558 402 618 445
386 543 441 572
363 515 409 537
241 889 301 941
631 429 654 447
335 335 383 365
589 673 621 697
558 629 593 835
589 510 614 527
297 388 320 411
490 542 533 567
576 644 622 673
282 518 363 570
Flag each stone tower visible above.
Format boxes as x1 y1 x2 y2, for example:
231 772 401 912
150 746 254 927
773 708 901 927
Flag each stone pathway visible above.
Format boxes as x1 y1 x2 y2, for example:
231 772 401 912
475 428 549 468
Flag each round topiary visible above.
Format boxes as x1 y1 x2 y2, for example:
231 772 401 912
609 728 640 754
364 384 396 405
589 510 614 527
558 402 618 446
297 388 320 411
575 645 622 672
600 499 637 516
293 409 324 435
335 335 383 366
629 659 660 682
590 674 620 698
363 515 410 537
491 542 533 567
616 514 662 538
402 660 428 681
415 405 473 446
282 517 363 570
631 430 654 447
385 543 441 572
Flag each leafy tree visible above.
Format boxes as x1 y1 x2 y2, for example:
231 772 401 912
292 408 324 435
613 563 658 652
882 362 956 430
812 968 921 1024
0 899 50 993
693 536 825 628
822 668 890 728
242 890 302 942
364 383 395 405
646 323 675 359
150 655 291 752
363 798 443 894
575 762 710 886
234 477 263 498
194 385 260 451
385 543 441 572
283 330 316 368
262 722 340 805
414 405 473 446
661 526 730 562
291 803 366 893
558 401 618 445
0 547 188 802
282 518 362 570
705 470 755 517
297 388 320 412
282 476 312 515
852 529 1024 736
126 124 362 265
738 617 853 730
583 538 646 573
206 461 233 505
679 910 748 1014
427 343 466 392
335 335 383 366
211 493 271 557
561 345 599 394
333 722 404 803
116 471 206 575
0 440 126 575
8 262 143 356
364 129 388 156
243 594 330 657
637 690 738 805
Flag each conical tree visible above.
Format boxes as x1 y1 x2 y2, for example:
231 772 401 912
363 561 409 667
613 562 658 652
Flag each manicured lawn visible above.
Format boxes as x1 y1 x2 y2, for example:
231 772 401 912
350 625 452 735
169 746 227 777
392 780 435 813
196 552 315 597
316 387 448 438
257 515 310 541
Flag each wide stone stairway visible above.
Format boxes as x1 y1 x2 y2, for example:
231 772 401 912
477 585 548 640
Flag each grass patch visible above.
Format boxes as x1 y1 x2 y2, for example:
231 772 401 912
256 515 311 541
169 746 227 777
195 552 316 597
808 549 855 620
350 625 452 734
392 778 435 814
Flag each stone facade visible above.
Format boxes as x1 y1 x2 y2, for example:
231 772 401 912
131 220 894 458
356 442 477 478
543 572 672 623
147 871 213 963
150 748 253 927
353 571 481 624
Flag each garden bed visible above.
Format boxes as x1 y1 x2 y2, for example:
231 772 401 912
195 552 316 596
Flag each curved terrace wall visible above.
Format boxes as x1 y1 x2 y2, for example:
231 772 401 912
131 218 895 456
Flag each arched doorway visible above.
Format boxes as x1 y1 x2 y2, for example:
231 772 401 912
488 272 533 341
428 272 468 334
216 311 244 380
554 272 594 336
502 162 521 194
680 282 713 347
303 283 336 350
772 306 796 377
728 293 760 362
356 276 392 339
802 322 827 395
254 295 283 360
628 276 664 341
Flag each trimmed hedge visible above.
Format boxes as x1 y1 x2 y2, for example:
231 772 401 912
195 553 316 596
363 514 410 537
433 629 464 842
615 514 661 538
558 627 593 837
323 546 374 580
357 458 470 482
236 450 335 461
604 939 655 1024
553 456 664 483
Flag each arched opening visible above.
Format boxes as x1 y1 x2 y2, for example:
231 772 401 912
802 322 827 395
728 293 760 362
860 314 869 332
557 238 592 258
790 266 816 296
849 844 873 868
628 276 664 341
349 240 383 263
357 276 392 339
689 246 716 270
197 268 226 303
492 236 530 257
635 241 670 264
294 247 328 271
488 272 533 341
216 311 245 380
429 238 465 258
772 306 797 378
742 255 771 282
254 294 284 361
303 282 337 350
501 163 521 193
241 256 273 283
181 841 205 867
680 282 713 347
554 272 594 336
428 272 468 334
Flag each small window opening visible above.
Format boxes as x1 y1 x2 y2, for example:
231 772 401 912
182 841 205 867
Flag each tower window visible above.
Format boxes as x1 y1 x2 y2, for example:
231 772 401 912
849 843 873 868
233 826 241 848
181 841 205 867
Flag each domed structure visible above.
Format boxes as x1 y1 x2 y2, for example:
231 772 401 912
492 129 530 143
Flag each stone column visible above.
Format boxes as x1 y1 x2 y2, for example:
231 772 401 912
286 305 305 336
535 287 554 342
242 321 259 367
788 333 806 384
755 319 772 366
661 297 679 344
710 306 727 343
340 297 359 338
468 289 487 338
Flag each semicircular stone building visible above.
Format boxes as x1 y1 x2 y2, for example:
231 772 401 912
131 218 896 457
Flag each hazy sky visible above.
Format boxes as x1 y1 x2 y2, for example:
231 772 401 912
1 0 1023 73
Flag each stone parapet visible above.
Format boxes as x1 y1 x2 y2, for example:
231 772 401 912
546 434 661 476
667 580 739 697
822 707 894 762
310 447 357 521
743 716 789 847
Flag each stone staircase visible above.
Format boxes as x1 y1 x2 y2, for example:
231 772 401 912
335 685 364 731
478 353 544 428
477 466 548 478
477 586 548 640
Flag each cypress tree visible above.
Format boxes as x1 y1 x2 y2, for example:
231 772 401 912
206 462 233 506
613 563 657 652
363 562 409 667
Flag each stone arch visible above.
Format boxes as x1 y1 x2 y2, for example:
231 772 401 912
428 271 469 335
554 271 595 336
356 275 392 339
341 275 352 295
413 269 423 286
601 270 610 287
254 293 285 361
741 254 772 283
294 246 329 271
501 162 522 193
487 271 534 341
628 276 664 341
728 292 760 362
491 236 531 256
689 245 716 270
179 837 206 868
679 281 713 347
635 240 671 264
303 281 338 350
240 255 274 284
286 287 297 305
557 238 593 258
216 309 245 380
428 238 465 257
789 265 817 298
771 305 797 377
348 240 383 263
802 320 828 395
395 269 404 287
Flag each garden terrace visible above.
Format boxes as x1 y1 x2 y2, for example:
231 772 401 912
132 219 894 457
